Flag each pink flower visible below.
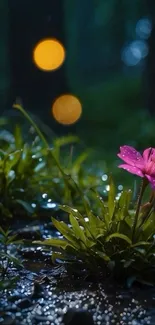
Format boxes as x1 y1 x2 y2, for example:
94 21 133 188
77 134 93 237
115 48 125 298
117 146 155 188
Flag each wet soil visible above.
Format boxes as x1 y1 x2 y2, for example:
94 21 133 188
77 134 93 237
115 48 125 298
1 221 155 325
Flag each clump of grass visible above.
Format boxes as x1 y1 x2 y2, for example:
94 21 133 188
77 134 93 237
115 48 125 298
0 226 22 290
37 176 155 286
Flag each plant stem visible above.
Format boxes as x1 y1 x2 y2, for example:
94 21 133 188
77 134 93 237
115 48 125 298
13 104 81 194
13 104 67 175
132 178 147 243
13 104 49 148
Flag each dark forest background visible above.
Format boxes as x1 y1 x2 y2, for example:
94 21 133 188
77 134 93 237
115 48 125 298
1 0 155 161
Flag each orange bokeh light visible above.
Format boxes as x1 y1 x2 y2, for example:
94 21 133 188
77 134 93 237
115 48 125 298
33 39 65 71
52 94 82 125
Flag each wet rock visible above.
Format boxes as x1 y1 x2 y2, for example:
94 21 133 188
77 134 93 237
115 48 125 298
24 261 50 273
33 315 52 322
37 275 53 284
63 308 94 325
4 306 18 313
9 295 24 303
19 248 44 260
20 247 51 265
16 298 32 309
31 282 44 298
0 314 16 325
15 226 41 240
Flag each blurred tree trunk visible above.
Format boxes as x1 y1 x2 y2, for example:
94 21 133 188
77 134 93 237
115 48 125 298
9 0 68 123
146 0 155 115
0 0 10 113
111 0 126 70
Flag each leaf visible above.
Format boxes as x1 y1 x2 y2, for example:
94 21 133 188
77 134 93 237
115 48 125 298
52 218 80 249
72 151 90 174
88 213 106 238
0 149 6 160
0 203 12 218
91 190 109 226
4 150 21 174
126 276 137 288
134 248 146 255
16 199 34 214
52 252 67 264
0 117 8 126
0 226 7 237
105 233 132 245
2 253 23 267
141 214 155 240
53 135 79 161
131 241 150 248
118 189 132 220
108 176 116 220
123 259 135 268
5 234 18 244
136 278 154 287
60 205 82 219
38 238 69 249
0 276 19 291
16 144 31 174
69 214 87 246
95 250 110 262
0 130 14 144
60 205 100 242
14 125 23 149
34 161 46 172
107 260 115 271
53 135 79 148
82 195 93 217
6 234 23 245
60 204 106 243
7 170 15 185
60 205 89 229
118 220 132 239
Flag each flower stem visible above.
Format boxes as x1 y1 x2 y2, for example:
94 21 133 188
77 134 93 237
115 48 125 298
132 178 147 243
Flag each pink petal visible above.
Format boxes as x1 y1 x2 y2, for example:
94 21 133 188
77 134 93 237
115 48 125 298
118 146 144 168
143 148 153 162
118 164 144 177
145 175 155 189
150 149 155 163
145 161 155 177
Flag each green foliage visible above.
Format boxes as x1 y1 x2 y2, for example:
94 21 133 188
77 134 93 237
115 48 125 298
0 227 23 279
38 181 155 285
0 276 20 291
3 105 155 286
0 108 104 220
0 128 44 218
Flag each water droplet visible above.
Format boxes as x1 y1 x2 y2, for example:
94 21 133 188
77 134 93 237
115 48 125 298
47 203 56 208
102 174 108 181
42 193 48 199
105 185 110 191
31 203 36 208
